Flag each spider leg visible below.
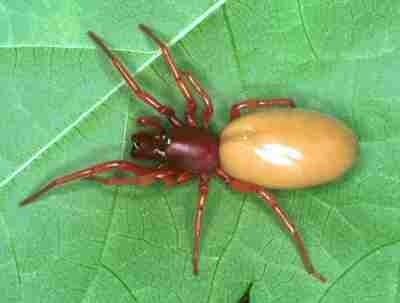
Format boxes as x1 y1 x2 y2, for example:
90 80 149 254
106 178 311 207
150 170 193 186
137 116 165 133
20 161 154 206
181 71 214 128
176 171 194 185
88 31 183 127
139 24 199 127
216 168 326 283
90 169 193 187
86 169 177 186
230 99 295 120
193 174 210 274
156 171 192 186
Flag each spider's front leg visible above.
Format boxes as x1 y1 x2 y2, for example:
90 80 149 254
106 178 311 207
87 169 177 186
139 25 197 127
88 31 182 127
139 25 215 128
86 168 194 187
230 99 295 120
137 116 165 133
216 168 327 283
20 161 159 206
181 71 214 128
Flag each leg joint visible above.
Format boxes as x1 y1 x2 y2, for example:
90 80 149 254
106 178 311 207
158 106 175 116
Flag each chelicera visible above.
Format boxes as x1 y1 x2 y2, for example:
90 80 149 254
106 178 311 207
22 25 359 283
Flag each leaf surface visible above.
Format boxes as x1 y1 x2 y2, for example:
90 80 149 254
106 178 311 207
1 1 400 302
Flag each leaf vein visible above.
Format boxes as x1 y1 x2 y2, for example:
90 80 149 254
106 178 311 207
296 0 318 60
222 5 246 96
206 196 246 303
318 239 400 303
162 194 180 249
100 261 138 302
0 211 22 299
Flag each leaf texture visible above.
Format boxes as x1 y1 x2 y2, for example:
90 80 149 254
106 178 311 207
1 1 400 302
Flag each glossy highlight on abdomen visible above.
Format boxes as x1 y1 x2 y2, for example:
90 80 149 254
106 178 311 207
219 109 359 189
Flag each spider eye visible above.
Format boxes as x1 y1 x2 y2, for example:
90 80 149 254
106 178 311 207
132 141 140 152
163 134 171 146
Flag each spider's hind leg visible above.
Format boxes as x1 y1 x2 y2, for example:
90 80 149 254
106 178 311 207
216 168 326 283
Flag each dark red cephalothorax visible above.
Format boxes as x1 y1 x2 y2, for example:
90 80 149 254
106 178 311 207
21 25 326 283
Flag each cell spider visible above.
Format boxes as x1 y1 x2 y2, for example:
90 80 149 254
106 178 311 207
22 24 359 283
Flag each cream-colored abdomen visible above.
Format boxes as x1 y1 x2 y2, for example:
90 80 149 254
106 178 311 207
219 109 359 189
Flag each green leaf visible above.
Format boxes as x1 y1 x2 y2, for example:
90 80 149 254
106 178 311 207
2 0 400 302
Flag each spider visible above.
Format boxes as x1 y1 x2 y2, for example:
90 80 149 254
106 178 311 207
22 25 359 283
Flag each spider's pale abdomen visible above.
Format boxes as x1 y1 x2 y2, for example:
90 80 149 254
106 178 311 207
219 109 359 189
166 127 219 174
